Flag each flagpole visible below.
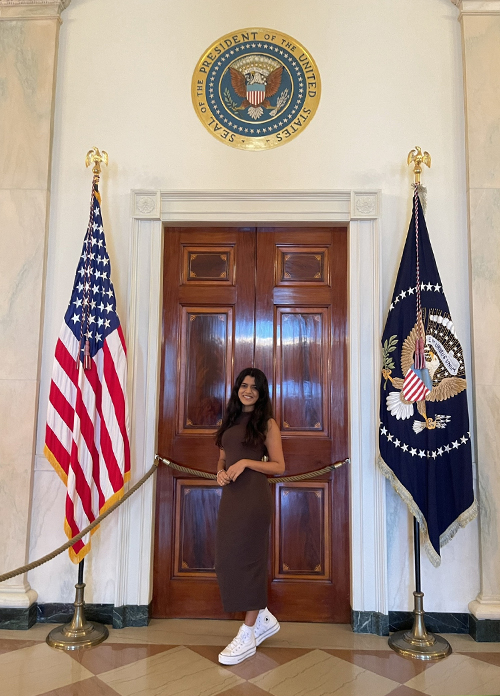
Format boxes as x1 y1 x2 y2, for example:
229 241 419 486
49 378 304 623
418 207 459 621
46 148 110 651
388 149 451 661
388 517 451 660
414 518 421 593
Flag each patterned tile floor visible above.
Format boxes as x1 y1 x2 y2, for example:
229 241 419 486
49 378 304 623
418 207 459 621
2 620 500 696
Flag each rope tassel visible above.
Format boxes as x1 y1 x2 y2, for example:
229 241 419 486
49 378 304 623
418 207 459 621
84 340 91 370
414 336 425 370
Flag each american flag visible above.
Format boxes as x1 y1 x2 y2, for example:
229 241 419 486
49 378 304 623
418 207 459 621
44 183 130 563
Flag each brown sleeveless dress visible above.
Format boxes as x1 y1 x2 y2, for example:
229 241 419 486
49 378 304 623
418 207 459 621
215 412 273 612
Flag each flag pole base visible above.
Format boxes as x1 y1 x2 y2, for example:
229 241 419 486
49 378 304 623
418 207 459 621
46 581 108 651
388 591 451 661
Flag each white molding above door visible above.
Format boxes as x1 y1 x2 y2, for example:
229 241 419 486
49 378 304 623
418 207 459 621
131 189 380 222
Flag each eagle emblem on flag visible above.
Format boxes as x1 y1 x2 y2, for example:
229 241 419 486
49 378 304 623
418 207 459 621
383 312 467 433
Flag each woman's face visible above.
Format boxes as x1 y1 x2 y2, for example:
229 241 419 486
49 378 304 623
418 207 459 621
238 375 259 411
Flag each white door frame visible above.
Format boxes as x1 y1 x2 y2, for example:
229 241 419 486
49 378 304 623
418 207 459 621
113 189 387 621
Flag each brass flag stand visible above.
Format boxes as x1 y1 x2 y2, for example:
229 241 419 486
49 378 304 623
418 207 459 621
46 558 108 650
389 518 451 660
388 148 451 661
46 148 110 651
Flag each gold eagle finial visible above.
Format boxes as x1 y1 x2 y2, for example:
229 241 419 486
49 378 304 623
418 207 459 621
407 146 431 184
85 147 108 183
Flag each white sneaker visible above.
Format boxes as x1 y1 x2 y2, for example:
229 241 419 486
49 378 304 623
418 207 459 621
218 624 256 665
253 607 280 646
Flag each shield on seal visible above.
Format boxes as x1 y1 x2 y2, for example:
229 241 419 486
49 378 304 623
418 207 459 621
246 83 266 106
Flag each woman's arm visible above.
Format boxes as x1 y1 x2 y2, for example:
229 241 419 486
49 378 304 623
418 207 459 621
216 449 230 486
226 419 285 481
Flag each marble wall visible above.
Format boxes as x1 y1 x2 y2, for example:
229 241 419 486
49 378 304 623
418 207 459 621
0 1 67 613
28 0 477 617
460 4 500 621
1 0 492 626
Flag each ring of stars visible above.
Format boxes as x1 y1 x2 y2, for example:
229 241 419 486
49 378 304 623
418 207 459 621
380 423 470 459
207 48 303 133
389 282 443 312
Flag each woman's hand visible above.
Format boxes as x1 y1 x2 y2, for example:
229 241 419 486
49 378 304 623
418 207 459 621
225 459 247 482
216 469 230 486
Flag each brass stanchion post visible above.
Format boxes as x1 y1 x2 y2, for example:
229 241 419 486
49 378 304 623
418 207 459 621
46 559 109 650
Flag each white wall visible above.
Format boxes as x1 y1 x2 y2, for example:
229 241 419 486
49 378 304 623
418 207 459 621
29 0 479 613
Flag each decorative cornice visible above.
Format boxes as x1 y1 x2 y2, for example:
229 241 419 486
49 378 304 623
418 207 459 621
131 189 381 222
0 0 70 19
451 0 500 13
0 0 70 6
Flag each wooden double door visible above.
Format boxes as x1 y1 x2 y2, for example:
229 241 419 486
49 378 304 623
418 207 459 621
153 226 350 623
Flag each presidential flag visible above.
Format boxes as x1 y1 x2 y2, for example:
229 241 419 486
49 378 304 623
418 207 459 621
378 188 476 566
44 183 130 563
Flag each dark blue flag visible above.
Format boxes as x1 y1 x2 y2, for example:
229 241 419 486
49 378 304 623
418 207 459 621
378 189 477 566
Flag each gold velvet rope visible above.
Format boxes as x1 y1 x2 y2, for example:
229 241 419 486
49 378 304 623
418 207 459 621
0 455 348 583
155 454 348 482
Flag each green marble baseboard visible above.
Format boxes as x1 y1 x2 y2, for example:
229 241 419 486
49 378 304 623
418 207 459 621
351 610 492 640
0 602 151 630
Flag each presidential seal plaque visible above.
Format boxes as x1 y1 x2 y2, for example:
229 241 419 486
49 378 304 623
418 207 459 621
192 28 321 150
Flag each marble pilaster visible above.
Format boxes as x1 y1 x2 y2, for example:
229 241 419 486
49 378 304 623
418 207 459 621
0 0 70 617
454 0 500 624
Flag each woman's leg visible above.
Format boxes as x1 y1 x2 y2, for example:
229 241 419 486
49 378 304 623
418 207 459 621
244 609 259 627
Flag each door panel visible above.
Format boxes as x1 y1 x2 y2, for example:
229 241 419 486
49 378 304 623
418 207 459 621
173 480 221 577
154 228 255 618
276 307 329 433
178 307 233 432
153 226 349 622
182 246 235 284
255 228 349 622
274 482 330 579
276 246 331 286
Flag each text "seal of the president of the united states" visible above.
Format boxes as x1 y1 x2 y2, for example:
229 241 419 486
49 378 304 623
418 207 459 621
192 28 321 150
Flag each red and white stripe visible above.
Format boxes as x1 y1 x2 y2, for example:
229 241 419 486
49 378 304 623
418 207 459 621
45 323 130 562
403 367 431 403
247 88 265 106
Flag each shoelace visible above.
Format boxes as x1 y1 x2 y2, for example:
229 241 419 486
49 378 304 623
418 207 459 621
255 616 267 631
228 629 250 651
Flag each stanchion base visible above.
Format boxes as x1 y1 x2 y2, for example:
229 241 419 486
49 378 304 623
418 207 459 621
46 620 109 651
389 629 452 661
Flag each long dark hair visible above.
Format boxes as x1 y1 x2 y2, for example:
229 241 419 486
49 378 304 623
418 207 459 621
215 368 273 448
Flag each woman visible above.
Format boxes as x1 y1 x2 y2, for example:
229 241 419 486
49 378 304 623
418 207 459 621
215 367 285 665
